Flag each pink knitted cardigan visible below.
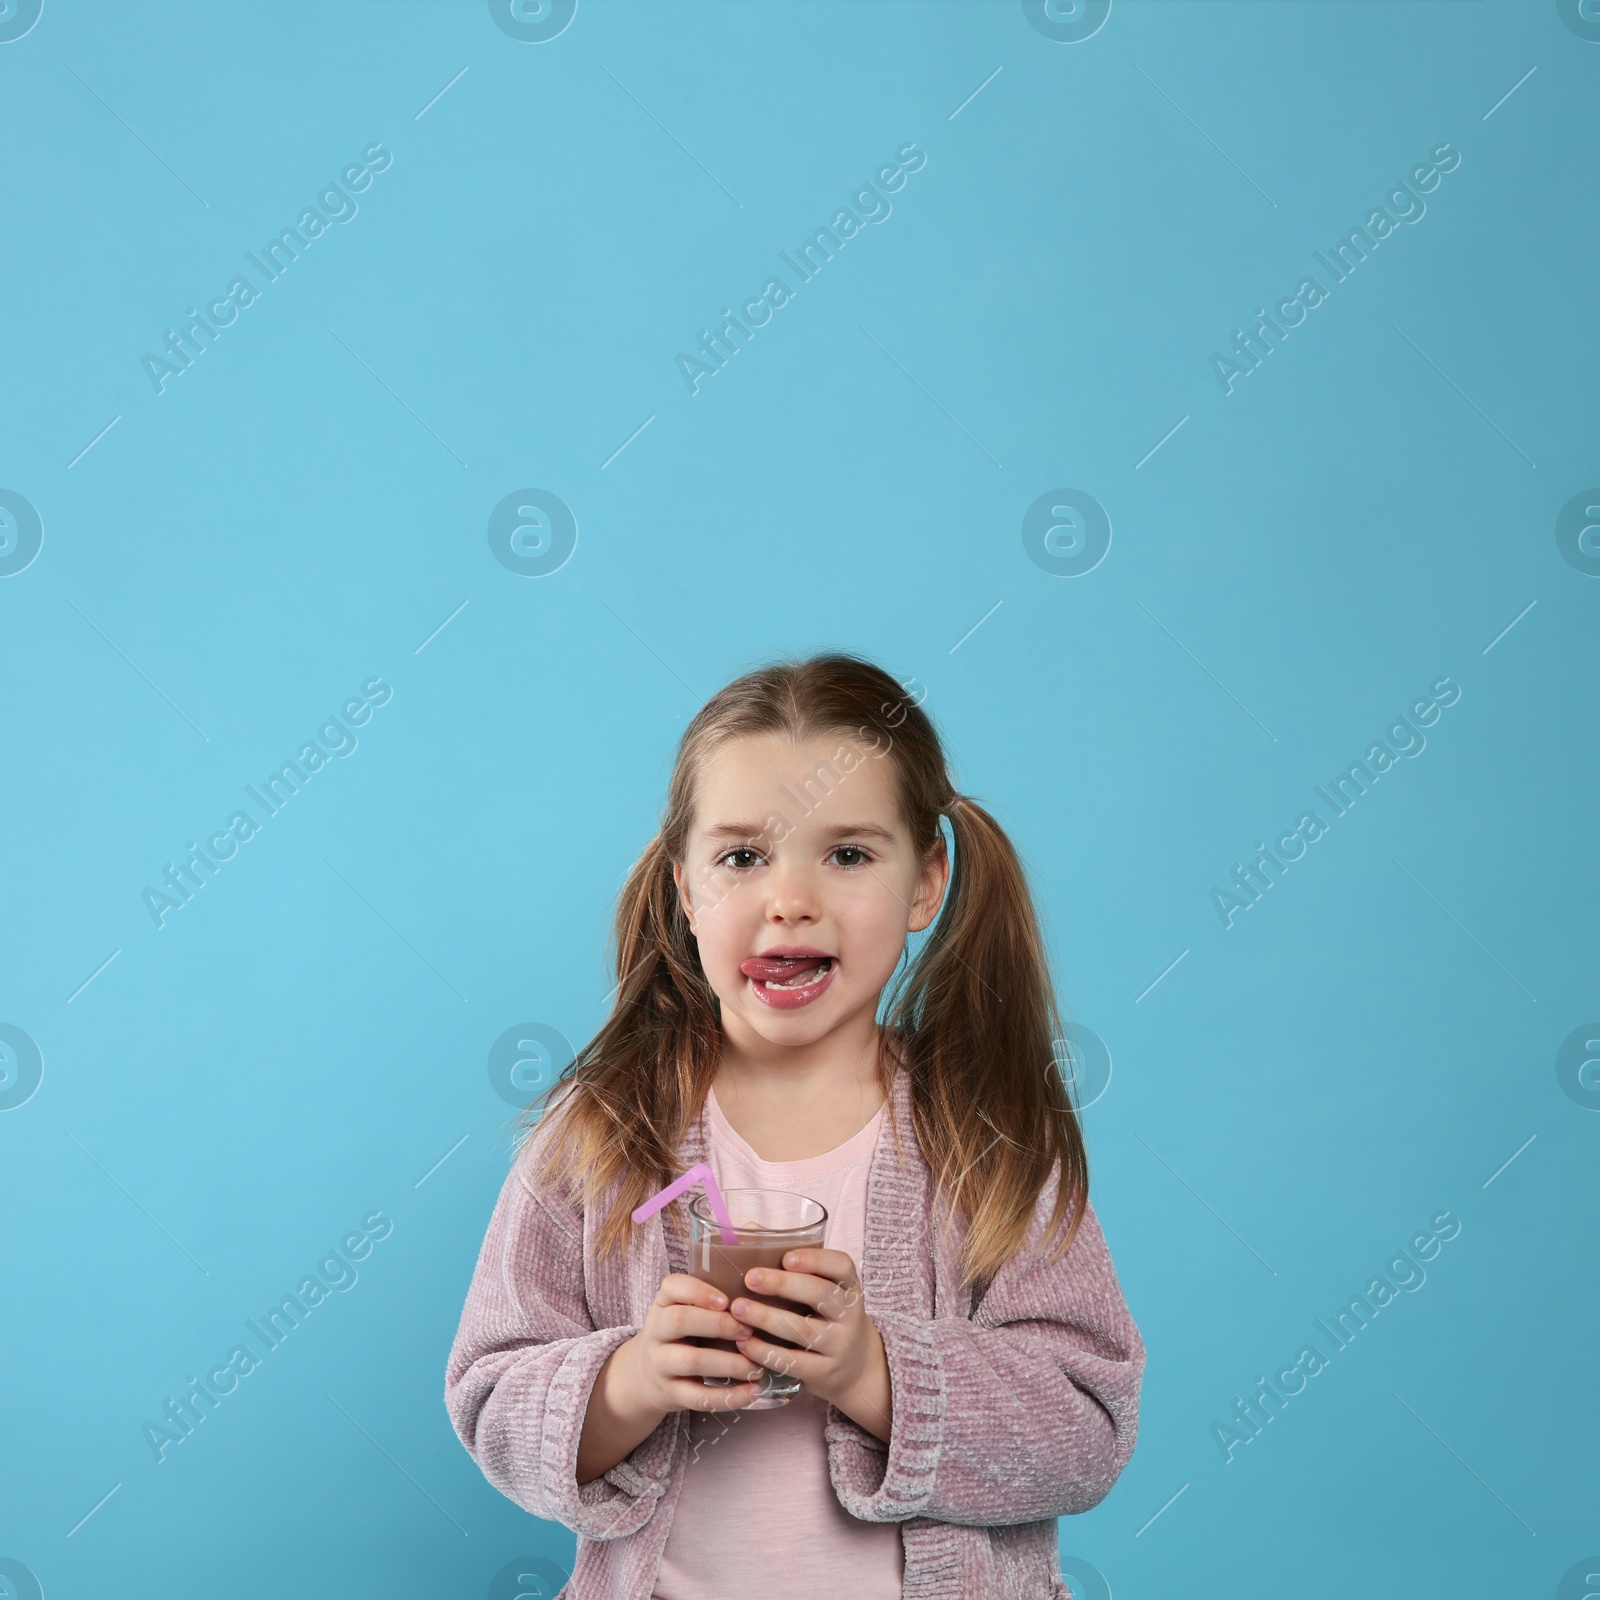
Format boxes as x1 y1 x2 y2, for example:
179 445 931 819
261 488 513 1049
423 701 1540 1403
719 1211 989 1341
444 1067 1146 1599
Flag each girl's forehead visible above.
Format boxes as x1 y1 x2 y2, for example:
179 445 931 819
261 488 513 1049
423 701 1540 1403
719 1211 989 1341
690 730 903 827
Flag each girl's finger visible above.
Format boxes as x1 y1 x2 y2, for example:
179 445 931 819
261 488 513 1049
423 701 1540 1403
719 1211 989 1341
670 1377 764 1411
731 1297 824 1347
657 1272 731 1309
661 1344 765 1382
730 1306 797 1349
738 1335 811 1375
739 1266 848 1314
777 1247 856 1283
659 1304 752 1342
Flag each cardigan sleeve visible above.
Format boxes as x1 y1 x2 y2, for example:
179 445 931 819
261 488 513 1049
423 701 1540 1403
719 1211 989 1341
824 1182 1144 1527
443 1133 678 1538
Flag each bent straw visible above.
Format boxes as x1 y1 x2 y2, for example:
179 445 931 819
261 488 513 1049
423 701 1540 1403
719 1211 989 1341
631 1162 739 1246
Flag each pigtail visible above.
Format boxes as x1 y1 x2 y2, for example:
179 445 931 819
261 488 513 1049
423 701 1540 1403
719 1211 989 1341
887 793 1088 1296
520 832 721 1262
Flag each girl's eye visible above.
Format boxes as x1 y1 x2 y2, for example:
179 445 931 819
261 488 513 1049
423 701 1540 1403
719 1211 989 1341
715 844 874 870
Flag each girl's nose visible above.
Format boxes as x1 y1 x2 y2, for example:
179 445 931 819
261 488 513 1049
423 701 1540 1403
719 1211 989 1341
766 863 821 924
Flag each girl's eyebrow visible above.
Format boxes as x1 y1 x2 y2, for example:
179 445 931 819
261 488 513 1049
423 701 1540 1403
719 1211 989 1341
703 821 896 844
704 823 769 842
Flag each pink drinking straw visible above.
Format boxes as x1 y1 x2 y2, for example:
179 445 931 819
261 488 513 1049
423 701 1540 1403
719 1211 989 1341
631 1162 740 1246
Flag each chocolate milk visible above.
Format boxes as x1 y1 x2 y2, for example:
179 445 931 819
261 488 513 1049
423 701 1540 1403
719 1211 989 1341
690 1235 814 1358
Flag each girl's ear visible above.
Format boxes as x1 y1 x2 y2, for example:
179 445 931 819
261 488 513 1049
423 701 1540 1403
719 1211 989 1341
907 832 950 934
671 859 697 934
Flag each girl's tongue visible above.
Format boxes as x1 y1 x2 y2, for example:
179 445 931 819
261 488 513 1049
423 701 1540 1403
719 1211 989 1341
739 954 833 988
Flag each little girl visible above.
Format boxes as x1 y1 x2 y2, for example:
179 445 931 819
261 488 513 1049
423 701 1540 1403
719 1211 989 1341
445 653 1145 1600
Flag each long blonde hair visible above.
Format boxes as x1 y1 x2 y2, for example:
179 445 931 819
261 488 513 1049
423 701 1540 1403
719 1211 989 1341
521 652 1088 1295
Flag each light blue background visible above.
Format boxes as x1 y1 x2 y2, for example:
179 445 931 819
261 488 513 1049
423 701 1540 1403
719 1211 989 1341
2 1 1595 1596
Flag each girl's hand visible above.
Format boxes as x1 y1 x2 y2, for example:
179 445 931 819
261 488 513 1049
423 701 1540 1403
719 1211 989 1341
731 1248 893 1442
618 1272 771 1415
578 1273 767 1481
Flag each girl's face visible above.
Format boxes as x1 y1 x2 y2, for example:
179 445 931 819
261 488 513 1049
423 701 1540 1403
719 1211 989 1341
672 731 949 1056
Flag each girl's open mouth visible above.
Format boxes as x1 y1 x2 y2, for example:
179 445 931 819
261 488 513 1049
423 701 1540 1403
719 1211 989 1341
738 953 837 1010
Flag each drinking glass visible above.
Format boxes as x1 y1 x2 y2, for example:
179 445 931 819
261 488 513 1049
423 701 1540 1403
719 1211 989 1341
687 1188 826 1409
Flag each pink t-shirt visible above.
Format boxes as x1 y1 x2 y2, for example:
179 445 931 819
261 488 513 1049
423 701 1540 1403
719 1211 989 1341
650 1086 904 1600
